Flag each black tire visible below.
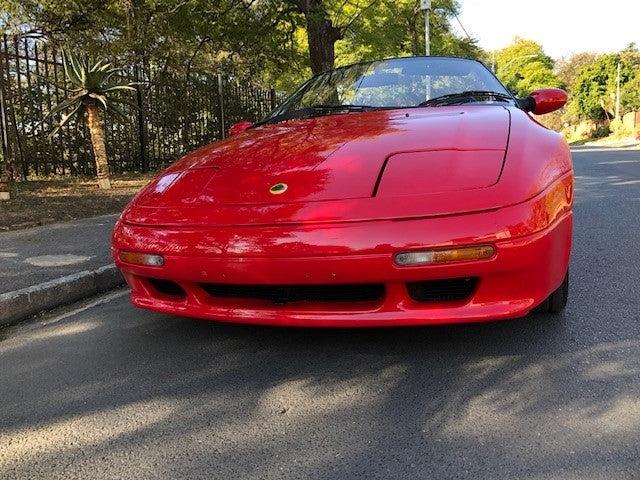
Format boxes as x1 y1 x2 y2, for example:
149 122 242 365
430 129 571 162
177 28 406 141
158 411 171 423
535 271 569 315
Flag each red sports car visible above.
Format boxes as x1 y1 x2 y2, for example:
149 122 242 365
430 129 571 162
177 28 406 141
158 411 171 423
112 56 573 327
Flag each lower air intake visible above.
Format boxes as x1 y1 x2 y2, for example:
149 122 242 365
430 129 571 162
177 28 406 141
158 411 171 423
407 277 478 302
200 283 385 305
148 278 187 298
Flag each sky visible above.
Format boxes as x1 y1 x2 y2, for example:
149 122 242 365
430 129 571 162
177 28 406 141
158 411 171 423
456 0 640 59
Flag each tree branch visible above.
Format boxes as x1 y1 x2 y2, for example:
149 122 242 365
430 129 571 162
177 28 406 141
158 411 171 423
185 36 211 79
337 0 380 35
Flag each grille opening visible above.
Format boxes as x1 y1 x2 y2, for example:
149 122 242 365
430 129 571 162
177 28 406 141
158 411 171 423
407 277 478 302
200 283 385 305
148 278 187 298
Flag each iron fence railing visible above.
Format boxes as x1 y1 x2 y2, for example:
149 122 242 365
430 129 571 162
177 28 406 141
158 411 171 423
0 35 281 177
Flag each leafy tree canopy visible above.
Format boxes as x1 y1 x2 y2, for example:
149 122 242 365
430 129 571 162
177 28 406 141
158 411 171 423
0 0 483 93
262 0 483 90
336 0 482 65
495 38 561 97
570 46 640 120
556 52 599 88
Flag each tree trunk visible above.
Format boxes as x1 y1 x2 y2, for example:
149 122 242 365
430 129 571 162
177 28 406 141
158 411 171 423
409 18 419 56
86 102 112 190
406 5 423 56
297 0 342 75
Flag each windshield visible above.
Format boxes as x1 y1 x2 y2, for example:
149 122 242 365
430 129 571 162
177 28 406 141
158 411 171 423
265 57 513 124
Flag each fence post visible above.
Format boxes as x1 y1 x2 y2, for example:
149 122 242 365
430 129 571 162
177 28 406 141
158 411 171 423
217 73 226 139
8 36 26 179
0 85 9 166
0 45 10 166
270 88 277 111
134 64 148 172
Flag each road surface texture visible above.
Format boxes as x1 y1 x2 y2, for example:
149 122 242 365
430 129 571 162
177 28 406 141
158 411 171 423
0 214 119 294
1 148 639 479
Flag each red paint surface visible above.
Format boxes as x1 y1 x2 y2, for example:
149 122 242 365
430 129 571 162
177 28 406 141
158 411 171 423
228 121 254 136
113 103 574 327
530 88 568 115
376 149 505 196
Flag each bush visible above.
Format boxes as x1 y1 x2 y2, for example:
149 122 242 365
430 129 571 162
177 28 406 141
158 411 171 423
609 118 634 138
593 124 611 138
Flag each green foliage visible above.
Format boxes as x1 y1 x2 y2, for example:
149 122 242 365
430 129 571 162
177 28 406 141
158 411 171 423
255 0 484 89
43 51 138 136
335 0 482 66
570 51 640 120
0 0 107 38
1 0 485 94
621 72 640 112
495 38 562 97
620 44 640 112
556 52 598 88
0 0 301 87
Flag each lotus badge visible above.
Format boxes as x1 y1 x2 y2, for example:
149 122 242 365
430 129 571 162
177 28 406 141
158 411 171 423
269 183 288 195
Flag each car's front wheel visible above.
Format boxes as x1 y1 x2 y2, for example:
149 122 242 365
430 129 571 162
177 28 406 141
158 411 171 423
535 271 569 315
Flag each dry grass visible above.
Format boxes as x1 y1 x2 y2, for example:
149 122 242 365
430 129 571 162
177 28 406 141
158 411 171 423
0 174 154 231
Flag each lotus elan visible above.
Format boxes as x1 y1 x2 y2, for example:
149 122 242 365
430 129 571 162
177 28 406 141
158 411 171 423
112 56 573 327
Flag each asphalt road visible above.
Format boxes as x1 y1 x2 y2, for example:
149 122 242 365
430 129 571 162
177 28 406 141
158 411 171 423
1 148 639 480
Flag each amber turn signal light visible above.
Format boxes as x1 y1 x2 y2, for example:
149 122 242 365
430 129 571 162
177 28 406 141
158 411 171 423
119 251 164 267
394 245 495 266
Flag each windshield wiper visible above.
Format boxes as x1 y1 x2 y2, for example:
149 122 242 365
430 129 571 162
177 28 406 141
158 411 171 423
260 104 377 125
308 104 374 111
418 91 513 107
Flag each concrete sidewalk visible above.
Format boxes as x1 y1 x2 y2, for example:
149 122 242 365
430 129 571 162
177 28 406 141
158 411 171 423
0 214 125 325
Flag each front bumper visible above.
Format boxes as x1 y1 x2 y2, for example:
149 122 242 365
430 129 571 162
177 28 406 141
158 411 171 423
112 179 573 327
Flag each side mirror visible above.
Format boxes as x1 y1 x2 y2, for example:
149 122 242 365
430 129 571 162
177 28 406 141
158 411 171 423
520 88 567 115
228 121 254 136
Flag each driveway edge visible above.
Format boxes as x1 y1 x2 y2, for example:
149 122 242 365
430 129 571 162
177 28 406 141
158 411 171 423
0 264 125 327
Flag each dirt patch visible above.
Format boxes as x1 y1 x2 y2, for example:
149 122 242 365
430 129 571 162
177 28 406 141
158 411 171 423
0 175 153 231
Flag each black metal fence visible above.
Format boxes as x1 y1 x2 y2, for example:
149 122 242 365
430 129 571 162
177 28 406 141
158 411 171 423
0 36 280 178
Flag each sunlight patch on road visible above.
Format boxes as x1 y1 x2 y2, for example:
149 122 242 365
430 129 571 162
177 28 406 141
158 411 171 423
0 398 176 468
585 359 640 379
434 339 640 444
257 364 408 417
571 147 640 153
610 179 640 186
27 320 101 341
1 290 128 345
0 320 101 354
598 160 640 165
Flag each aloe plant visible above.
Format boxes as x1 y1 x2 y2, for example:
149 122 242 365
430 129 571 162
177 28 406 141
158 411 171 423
43 51 138 189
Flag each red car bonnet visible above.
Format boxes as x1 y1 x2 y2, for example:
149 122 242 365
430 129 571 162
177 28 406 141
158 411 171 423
122 106 568 227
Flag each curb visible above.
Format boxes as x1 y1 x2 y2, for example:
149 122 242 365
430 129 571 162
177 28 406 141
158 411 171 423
0 264 125 327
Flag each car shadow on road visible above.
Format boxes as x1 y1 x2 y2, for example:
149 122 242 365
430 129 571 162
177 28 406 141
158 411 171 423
2 297 638 479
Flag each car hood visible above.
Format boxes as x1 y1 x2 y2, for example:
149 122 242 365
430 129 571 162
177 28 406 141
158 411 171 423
123 106 512 226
